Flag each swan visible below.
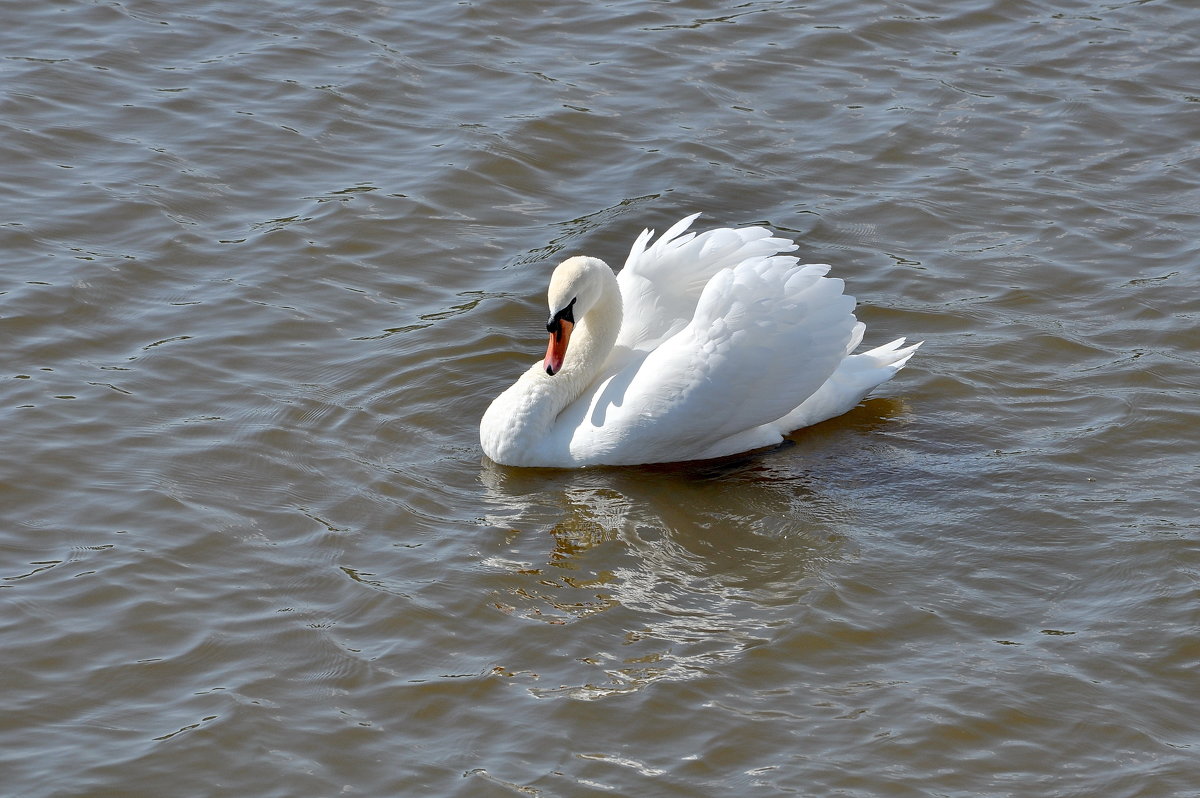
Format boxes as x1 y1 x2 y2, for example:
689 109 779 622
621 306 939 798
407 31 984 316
480 214 920 467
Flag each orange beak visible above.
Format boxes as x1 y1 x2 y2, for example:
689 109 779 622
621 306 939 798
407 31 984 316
543 318 573 375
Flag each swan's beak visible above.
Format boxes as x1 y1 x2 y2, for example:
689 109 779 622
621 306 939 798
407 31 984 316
544 318 573 376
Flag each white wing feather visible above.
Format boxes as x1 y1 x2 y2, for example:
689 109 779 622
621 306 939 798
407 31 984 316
614 214 798 352
567 257 863 464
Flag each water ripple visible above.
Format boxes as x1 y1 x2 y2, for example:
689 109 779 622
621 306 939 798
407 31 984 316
3 0 1199 795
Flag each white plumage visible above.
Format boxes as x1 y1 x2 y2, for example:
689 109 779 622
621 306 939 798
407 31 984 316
480 214 920 467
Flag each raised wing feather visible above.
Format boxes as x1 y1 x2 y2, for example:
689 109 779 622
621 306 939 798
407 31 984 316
615 214 799 352
568 257 860 463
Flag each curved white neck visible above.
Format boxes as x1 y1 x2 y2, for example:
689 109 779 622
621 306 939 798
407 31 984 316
480 266 622 465
554 271 622 392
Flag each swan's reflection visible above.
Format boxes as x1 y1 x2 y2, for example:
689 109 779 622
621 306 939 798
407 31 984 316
477 438 870 700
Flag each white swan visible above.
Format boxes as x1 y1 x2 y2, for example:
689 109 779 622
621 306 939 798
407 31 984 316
480 214 920 467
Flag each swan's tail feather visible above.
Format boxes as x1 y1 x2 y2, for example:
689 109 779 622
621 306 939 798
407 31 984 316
859 337 923 372
774 337 922 433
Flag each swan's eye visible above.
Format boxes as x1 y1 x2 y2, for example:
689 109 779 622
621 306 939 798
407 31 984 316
546 297 577 333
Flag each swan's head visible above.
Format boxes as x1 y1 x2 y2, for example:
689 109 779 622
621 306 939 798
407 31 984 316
544 256 610 376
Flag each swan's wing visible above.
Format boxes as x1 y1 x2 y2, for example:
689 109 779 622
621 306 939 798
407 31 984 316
571 257 861 464
614 214 800 352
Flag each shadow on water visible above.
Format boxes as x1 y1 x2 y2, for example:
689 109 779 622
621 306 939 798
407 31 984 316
473 435 874 699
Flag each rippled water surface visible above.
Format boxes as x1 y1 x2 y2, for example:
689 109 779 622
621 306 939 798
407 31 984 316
3 0 1198 795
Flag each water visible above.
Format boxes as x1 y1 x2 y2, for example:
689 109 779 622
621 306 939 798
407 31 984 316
2 0 1198 795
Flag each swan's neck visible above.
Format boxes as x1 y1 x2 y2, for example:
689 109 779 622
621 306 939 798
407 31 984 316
556 273 622 391
480 268 622 466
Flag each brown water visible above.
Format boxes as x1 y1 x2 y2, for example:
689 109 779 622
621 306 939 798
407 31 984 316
3 0 1198 795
